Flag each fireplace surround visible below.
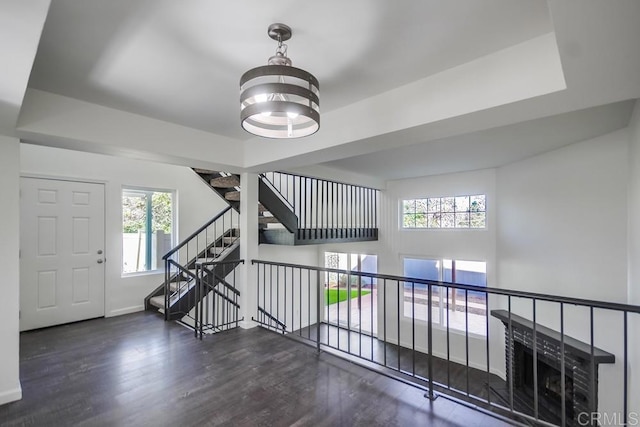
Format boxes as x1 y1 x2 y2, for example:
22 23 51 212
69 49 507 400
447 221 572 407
491 310 615 426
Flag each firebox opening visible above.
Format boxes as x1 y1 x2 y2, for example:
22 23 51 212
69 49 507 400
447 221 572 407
515 342 575 422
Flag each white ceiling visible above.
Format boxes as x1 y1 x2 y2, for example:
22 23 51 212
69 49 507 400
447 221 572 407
12 0 640 184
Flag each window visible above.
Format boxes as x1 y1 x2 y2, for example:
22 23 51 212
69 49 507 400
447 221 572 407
324 252 378 334
403 257 487 336
122 188 174 273
402 195 486 229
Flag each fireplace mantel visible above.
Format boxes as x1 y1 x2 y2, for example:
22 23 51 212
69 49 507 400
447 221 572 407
491 310 615 364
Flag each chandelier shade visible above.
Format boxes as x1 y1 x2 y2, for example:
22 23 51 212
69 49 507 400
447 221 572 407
240 24 320 139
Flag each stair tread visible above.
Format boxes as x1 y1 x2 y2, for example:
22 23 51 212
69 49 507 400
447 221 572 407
259 216 280 224
149 296 164 309
224 191 240 201
211 176 240 188
193 168 218 174
258 204 267 213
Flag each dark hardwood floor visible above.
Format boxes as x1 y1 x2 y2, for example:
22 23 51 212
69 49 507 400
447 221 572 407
0 312 514 426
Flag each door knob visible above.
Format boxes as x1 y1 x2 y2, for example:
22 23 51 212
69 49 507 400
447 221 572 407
97 250 103 255
97 259 103 264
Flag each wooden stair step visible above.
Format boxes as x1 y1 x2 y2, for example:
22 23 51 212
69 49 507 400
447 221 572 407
149 296 164 309
211 176 240 188
258 203 267 213
224 191 240 201
259 216 280 224
193 168 218 174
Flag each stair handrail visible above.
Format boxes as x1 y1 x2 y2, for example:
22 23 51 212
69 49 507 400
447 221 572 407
162 206 232 260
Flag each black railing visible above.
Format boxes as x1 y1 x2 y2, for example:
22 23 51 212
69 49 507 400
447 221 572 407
194 259 244 339
251 259 640 427
261 172 379 241
162 207 240 321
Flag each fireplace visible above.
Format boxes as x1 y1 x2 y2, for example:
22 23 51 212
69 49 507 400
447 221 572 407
491 310 615 426
516 341 576 420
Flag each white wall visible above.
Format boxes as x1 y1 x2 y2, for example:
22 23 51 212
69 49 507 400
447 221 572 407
378 169 497 371
0 136 22 404
627 100 640 414
497 129 629 416
20 144 228 317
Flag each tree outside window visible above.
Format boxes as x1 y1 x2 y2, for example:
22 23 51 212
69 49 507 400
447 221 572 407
402 195 486 229
122 189 174 273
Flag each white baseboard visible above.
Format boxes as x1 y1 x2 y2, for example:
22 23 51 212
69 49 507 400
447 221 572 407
107 305 144 317
0 386 22 406
239 320 258 329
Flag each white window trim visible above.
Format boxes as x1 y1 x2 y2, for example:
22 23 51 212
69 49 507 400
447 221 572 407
121 186 176 275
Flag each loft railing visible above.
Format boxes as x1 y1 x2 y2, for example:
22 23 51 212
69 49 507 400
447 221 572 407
161 206 240 321
250 259 640 427
194 259 244 338
261 172 379 240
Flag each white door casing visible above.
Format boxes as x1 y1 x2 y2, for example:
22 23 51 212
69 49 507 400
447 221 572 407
20 178 105 331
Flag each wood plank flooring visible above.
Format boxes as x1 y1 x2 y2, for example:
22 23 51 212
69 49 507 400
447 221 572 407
0 312 515 426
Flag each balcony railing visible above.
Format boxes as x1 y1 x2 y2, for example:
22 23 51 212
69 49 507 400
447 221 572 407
250 259 640 427
260 172 378 241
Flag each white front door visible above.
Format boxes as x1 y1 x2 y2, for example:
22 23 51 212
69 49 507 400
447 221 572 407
20 177 105 331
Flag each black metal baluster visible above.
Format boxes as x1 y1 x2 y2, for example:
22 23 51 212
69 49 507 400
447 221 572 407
465 290 470 396
508 296 514 413
299 268 302 337
383 279 387 367
370 275 374 362
590 307 596 415
397 279 401 372
352 184 355 237
485 291 491 405
623 311 629 427
533 299 539 420
560 303 566 427
194 264 200 338
326 271 330 347
269 264 273 329
412 281 416 377
447 285 451 389
308 268 311 340
358 271 362 358
277 266 281 331
346 269 350 353
427 281 434 400
316 269 321 352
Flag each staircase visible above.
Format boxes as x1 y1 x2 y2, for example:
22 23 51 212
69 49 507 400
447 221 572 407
192 169 378 245
144 206 241 323
144 168 379 330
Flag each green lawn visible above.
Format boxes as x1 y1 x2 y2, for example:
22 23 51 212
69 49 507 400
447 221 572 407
326 288 371 305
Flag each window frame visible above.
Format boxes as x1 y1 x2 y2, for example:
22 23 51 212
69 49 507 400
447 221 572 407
402 255 488 337
121 186 176 275
401 194 486 229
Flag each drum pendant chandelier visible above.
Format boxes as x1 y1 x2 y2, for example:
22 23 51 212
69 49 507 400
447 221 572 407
240 23 320 139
